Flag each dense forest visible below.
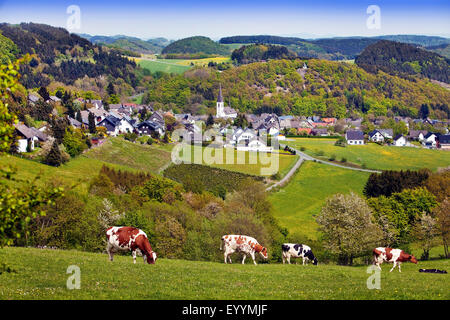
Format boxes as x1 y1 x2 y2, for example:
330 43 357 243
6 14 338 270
143 58 450 119
0 23 139 89
231 44 297 64
79 34 171 54
356 40 450 84
220 35 450 60
161 36 231 56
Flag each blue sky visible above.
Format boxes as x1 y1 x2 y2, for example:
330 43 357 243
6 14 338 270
0 0 449 39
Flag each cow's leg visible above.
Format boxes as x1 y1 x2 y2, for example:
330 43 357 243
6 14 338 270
132 250 137 264
389 262 397 272
251 252 257 265
224 251 228 264
228 255 232 263
242 254 246 264
106 243 114 262
398 262 402 273
282 254 286 264
287 255 291 265
302 257 306 265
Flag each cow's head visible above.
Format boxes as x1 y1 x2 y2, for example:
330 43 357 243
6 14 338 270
312 257 318 266
147 251 157 264
409 254 418 264
260 247 268 259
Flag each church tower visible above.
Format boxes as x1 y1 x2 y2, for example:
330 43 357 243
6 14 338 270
216 83 224 118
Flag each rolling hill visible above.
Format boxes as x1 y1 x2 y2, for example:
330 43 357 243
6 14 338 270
0 23 139 88
78 34 172 54
355 40 450 83
161 36 231 56
220 34 450 60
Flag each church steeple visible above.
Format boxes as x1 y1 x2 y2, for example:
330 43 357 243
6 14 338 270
217 83 223 103
216 83 224 118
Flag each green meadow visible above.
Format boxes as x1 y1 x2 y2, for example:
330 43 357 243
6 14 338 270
269 161 370 240
0 247 448 300
285 138 450 171
137 59 191 74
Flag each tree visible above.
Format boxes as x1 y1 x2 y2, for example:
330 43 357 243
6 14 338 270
45 140 64 167
206 114 214 127
434 198 450 258
412 214 439 260
106 82 115 96
419 104 430 119
76 110 82 123
88 112 96 134
98 199 124 230
0 55 63 254
424 169 450 203
38 86 50 102
316 193 382 265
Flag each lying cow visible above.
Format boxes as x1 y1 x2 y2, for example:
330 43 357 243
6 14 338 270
373 247 417 272
282 243 318 265
106 226 157 264
220 235 268 265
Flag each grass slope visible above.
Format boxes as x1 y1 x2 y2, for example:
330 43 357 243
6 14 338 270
286 138 450 171
269 161 370 240
0 138 173 192
137 59 191 74
0 247 448 299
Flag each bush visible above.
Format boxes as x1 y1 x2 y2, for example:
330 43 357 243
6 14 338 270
340 157 347 163
124 132 138 142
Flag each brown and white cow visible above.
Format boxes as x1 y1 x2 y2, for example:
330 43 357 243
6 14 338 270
106 226 157 264
220 235 268 265
373 247 417 272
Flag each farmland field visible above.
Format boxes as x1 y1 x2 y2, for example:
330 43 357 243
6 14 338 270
285 138 450 171
0 247 448 300
137 56 230 74
269 161 371 240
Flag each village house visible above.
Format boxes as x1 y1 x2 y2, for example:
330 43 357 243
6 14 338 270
437 134 450 150
13 123 48 153
345 130 364 145
97 115 134 136
393 134 407 147
236 137 272 152
408 130 428 142
136 120 164 137
422 132 439 148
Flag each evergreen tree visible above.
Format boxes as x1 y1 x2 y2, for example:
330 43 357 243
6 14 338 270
419 104 430 119
38 86 50 102
88 112 96 134
206 114 214 127
107 82 115 96
45 140 63 167
76 110 82 123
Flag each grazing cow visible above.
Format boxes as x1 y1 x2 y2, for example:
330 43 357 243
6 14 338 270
281 243 318 265
106 226 157 264
220 235 268 265
373 247 417 272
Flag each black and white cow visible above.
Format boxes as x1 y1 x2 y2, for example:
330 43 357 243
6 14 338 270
282 243 318 265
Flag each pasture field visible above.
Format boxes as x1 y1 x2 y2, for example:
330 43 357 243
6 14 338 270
269 161 371 240
285 138 450 171
0 247 448 300
137 56 230 74
175 145 299 177
137 59 191 74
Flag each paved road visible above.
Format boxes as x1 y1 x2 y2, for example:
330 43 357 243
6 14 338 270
266 144 381 191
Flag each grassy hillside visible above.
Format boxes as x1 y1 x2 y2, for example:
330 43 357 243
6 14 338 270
285 138 450 171
0 138 173 193
0 247 448 299
269 161 370 240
